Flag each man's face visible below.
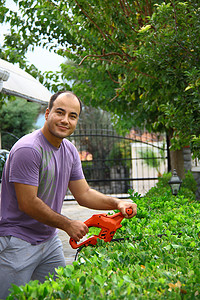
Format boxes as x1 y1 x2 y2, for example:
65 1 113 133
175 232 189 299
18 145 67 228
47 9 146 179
45 93 80 141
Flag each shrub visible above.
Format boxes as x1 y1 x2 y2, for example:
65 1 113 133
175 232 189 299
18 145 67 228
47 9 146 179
181 170 197 195
146 170 197 200
7 177 200 299
156 172 172 189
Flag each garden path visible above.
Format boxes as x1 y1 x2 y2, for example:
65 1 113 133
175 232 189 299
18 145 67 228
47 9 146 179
58 201 110 265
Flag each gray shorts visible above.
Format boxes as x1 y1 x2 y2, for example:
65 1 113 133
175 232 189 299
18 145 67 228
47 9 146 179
0 235 66 299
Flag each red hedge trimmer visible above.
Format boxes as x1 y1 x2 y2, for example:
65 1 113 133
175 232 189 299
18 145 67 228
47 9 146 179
69 208 133 249
69 208 183 262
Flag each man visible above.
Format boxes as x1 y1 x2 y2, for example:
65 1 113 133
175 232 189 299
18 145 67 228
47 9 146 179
0 91 137 298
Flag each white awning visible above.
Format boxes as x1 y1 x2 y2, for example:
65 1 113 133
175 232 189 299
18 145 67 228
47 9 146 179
0 58 52 104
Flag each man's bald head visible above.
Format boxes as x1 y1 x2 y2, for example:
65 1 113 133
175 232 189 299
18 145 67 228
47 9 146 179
48 91 82 115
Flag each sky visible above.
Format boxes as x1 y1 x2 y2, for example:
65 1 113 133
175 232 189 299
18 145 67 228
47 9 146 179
0 0 65 73
1 0 66 127
26 47 64 73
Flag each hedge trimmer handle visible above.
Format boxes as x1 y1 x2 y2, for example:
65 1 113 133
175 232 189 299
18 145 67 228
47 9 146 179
69 208 133 249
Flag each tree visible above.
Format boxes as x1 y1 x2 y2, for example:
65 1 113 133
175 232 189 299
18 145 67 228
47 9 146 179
0 0 199 178
0 98 40 150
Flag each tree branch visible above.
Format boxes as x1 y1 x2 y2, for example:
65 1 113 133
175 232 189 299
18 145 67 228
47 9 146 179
79 52 128 65
119 0 130 17
45 0 99 55
46 0 73 25
79 51 157 81
74 0 107 40
109 88 125 102
117 0 138 33
74 1 133 60
107 70 119 84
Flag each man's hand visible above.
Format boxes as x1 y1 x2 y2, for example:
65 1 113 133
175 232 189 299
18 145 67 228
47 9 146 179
117 201 137 219
65 220 89 242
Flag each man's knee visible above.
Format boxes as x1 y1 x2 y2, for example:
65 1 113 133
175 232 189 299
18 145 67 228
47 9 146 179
0 236 37 298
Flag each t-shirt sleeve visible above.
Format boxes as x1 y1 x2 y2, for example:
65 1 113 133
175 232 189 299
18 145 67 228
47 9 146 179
69 147 85 181
9 147 41 186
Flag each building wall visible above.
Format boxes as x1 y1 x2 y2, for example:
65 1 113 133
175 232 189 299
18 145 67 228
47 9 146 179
131 141 168 195
183 147 200 200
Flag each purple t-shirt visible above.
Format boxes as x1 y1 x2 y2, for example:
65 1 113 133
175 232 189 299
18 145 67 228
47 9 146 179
0 129 84 244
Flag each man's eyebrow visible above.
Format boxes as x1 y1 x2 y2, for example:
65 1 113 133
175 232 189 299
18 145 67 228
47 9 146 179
70 112 78 117
56 108 66 112
56 108 78 116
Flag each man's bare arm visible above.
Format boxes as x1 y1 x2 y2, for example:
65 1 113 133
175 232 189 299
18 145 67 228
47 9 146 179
14 183 88 241
68 179 137 218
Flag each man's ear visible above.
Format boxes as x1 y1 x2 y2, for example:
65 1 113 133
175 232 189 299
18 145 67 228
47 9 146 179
45 108 50 120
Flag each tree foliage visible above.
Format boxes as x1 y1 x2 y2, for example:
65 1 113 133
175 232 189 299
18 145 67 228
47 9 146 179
0 98 40 150
0 0 200 154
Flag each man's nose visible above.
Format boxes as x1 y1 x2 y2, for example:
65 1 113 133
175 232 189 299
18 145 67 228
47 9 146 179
61 114 69 124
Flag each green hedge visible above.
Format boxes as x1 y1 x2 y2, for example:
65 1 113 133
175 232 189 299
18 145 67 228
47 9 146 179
7 173 200 299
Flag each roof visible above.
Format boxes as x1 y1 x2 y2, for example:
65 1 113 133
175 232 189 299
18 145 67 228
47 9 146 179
0 58 52 104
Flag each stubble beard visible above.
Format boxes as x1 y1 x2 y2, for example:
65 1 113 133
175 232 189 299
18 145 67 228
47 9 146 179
48 123 74 139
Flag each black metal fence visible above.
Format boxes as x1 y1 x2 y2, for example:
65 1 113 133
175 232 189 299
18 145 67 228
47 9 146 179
66 125 168 199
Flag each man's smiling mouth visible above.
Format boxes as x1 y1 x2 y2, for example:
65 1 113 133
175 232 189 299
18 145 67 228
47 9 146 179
57 125 70 130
